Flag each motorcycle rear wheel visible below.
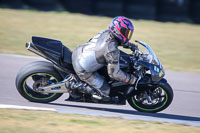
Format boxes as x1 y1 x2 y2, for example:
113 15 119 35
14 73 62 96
15 61 63 103
127 82 173 113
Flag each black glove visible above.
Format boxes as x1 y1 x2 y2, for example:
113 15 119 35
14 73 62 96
122 42 129 48
123 42 138 52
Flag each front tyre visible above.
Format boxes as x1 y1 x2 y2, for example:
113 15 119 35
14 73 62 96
16 61 63 103
127 82 173 113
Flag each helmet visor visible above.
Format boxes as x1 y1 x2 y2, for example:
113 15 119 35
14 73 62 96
126 29 133 40
120 27 133 43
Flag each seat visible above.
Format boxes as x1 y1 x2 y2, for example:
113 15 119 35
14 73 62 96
32 36 74 71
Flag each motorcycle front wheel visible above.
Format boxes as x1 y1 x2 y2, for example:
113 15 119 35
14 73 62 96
127 82 173 113
15 61 63 103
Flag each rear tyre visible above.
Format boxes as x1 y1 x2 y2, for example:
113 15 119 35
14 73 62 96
15 61 63 103
127 82 173 113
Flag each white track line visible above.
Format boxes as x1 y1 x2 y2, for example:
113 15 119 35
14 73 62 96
0 104 56 111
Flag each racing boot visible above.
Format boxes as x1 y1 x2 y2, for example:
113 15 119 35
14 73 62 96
69 81 110 101
78 83 110 101
91 81 111 101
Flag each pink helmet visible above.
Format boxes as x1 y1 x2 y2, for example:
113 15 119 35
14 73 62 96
109 16 134 44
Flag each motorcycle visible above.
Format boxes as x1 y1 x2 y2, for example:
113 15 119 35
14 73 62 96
15 36 173 113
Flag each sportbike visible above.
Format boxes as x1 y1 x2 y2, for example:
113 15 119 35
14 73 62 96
15 36 173 113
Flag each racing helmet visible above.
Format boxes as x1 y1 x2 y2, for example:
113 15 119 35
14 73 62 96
109 16 134 44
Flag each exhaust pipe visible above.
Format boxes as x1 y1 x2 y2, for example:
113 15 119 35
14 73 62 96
25 42 46 59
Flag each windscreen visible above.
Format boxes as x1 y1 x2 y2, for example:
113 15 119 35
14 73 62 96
136 41 165 81
137 41 161 67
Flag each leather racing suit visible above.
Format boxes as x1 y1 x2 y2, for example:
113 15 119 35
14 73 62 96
72 30 137 96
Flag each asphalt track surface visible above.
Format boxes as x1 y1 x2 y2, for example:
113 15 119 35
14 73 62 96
0 54 200 126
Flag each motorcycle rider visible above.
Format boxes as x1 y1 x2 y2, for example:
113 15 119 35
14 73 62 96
71 16 140 101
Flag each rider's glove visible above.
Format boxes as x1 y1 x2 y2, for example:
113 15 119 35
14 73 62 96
123 42 138 51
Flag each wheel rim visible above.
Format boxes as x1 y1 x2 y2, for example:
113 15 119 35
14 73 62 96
131 87 168 111
23 73 58 100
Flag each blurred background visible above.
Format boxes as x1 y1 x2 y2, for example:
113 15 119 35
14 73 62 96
0 0 200 23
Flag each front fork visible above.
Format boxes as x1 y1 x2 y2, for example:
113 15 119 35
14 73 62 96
144 90 152 103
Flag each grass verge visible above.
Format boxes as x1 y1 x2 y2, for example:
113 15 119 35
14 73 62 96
0 109 200 133
0 9 200 73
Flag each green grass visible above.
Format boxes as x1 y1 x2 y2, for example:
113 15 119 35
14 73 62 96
0 109 199 133
0 9 200 73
